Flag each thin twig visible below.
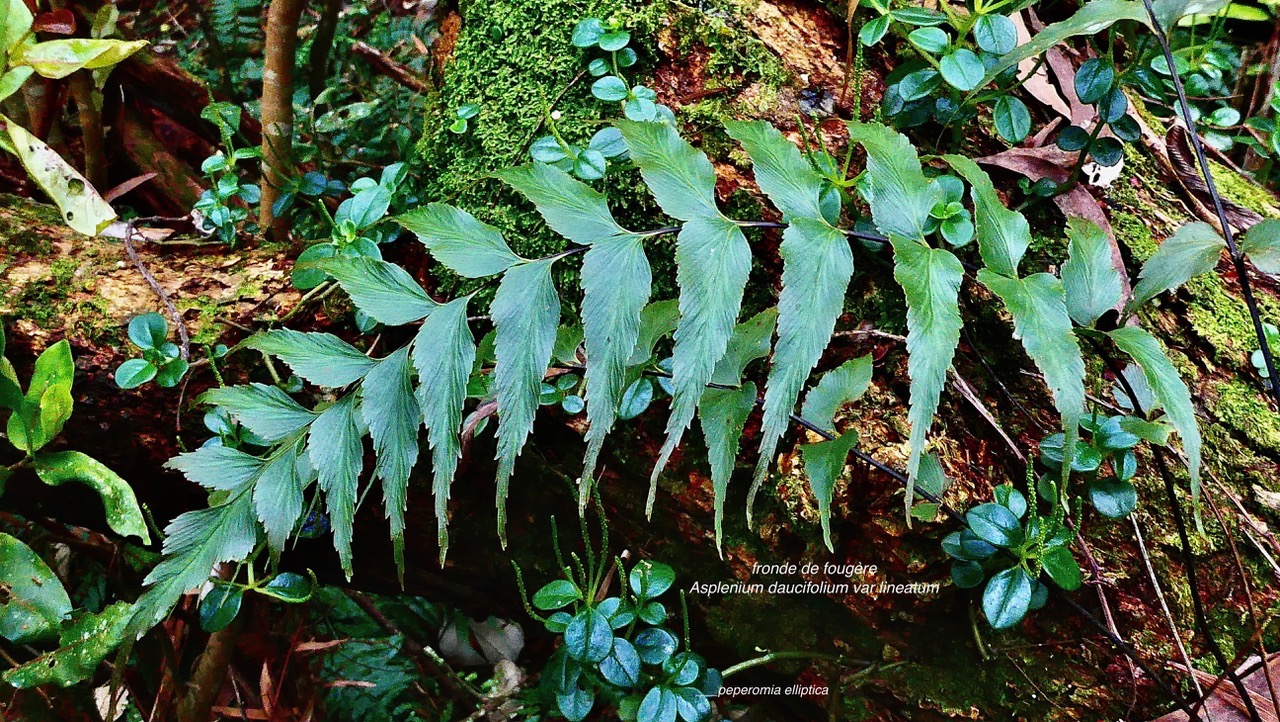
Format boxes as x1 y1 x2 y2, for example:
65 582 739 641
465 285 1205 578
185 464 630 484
124 220 191 361
1131 516 1204 698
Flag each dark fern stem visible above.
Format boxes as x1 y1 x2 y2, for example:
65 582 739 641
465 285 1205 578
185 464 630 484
1139 0 1280 412
1090 335 1259 722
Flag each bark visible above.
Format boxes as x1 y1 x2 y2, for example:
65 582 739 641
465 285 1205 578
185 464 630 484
258 0 308 241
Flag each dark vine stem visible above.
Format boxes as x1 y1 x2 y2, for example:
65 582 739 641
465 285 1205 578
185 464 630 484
1140 0 1280 409
1059 593 1202 721
1088 335 1262 721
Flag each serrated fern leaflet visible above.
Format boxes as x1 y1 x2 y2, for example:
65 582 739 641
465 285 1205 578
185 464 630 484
890 237 964 522
413 297 476 562
749 218 851 525
648 215 751 515
361 346 419 579
979 271 1086 491
498 162 651 505
492 258 560 541
618 120 751 514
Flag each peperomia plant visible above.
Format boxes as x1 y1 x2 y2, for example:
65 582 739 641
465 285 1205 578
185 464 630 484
194 102 263 245
114 313 190 390
517 518 718 722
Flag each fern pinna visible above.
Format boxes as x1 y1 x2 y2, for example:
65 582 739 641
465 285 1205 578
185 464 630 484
132 117 1218 635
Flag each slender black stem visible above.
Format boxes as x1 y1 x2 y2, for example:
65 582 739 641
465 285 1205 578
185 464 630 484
1060 594 1202 721
1140 0 1280 408
1089 336 1262 721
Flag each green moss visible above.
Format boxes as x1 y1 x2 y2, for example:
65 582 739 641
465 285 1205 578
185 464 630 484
0 194 62 255
412 0 671 305
1208 380 1280 455
1208 160 1279 218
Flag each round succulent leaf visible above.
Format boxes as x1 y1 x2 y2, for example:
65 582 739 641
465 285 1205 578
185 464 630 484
533 579 581 610
564 607 614 662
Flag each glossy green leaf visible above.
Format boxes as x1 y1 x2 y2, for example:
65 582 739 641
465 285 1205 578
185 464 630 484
993 96 1032 144
982 566 1032 629
533 579 581 610
966 503 1022 547
940 49 985 90
982 0 1149 89
973 14 1017 54
629 560 675 599
1042 546 1082 590
11 38 146 79
199 584 242 632
128 313 167 349
114 358 156 389
0 533 71 643
412 297 476 561
258 571 314 603
635 627 678 664
2 602 132 688
33 450 150 543
492 259 560 539
1089 477 1139 518
600 637 642 687
4 116 115 235
564 608 613 663
639 687 678 722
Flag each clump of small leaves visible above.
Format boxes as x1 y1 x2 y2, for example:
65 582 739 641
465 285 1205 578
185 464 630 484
519 520 717 722
194 102 262 244
292 162 411 290
863 0 1025 139
114 313 190 389
945 481 1080 630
